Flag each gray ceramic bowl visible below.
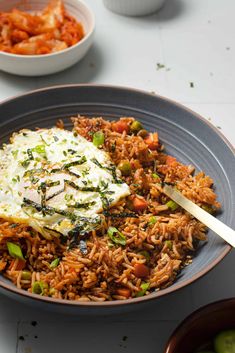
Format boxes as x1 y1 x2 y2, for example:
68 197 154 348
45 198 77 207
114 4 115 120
0 85 234 315
164 298 235 353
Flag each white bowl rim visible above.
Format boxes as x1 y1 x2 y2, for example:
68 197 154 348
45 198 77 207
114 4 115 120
0 0 95 59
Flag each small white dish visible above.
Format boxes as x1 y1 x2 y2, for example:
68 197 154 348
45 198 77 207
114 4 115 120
103 0 166 16
0 0 95 76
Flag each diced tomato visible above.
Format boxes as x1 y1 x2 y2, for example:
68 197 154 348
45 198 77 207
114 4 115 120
144 132 159 150
0 260 7 271
165 155 177 166
134 263 149 278
116 288 131 298
132 196 148 212
112 120 129 134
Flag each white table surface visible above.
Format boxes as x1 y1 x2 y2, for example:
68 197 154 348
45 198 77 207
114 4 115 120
0 0 235 352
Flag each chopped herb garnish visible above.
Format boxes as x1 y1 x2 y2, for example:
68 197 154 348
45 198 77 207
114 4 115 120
27 149 34 160
45 180 60 188
22 198 99 225
67 201 96 209
64 194 73 202
46 188 64 201
67 149 77 155
63 157 86 169
40 135 49 146
92 159 122 184
103 211 138 218
11 150 18 159
53 135 59 142
107 227 126 246
20 160 30 168
24 168 44 177
32 145 46 155
63 151 67 156
65 180 99 192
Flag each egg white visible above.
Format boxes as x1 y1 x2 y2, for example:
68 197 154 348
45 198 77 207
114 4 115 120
0 128 130 239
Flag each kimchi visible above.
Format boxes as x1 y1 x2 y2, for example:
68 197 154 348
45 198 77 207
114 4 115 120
0 0 84 55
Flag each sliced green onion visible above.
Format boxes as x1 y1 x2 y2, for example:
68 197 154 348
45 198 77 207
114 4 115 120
50 258 60 269
165 240 173 250
11 150 18 159
166 200 179 211
32 145 46 155
152 173 160 179
148 216 157 225
136 282 150 297
138 250 150 262
7 242 25 260
107 226 126 246
32 281 45 295
201 204 214 214
93 131 105 147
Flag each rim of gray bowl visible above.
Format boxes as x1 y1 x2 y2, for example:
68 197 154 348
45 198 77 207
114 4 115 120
0 83 232 308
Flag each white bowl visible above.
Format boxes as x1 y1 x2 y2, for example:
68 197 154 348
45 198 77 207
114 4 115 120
103 0 166 16
0 0 95 76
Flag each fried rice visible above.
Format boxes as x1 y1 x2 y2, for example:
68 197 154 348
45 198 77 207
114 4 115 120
0 116 220 301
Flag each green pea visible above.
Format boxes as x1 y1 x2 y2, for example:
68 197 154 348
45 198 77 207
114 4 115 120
130 120 143 134
49 288 56 296
137 129 148 138
21 271 32 280
118 160 131 176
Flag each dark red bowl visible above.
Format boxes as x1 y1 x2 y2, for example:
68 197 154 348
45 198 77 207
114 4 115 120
164 298 235 353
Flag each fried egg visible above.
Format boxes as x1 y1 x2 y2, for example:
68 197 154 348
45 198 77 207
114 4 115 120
0 128 130 239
